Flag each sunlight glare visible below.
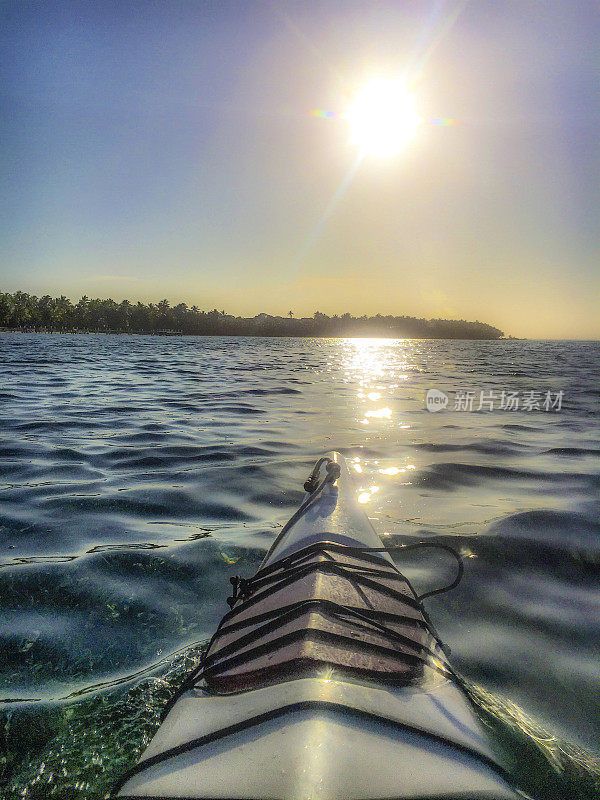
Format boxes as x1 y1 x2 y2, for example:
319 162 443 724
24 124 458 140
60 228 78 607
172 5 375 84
344 78 421 157
365 407 393 419
357 486 379 504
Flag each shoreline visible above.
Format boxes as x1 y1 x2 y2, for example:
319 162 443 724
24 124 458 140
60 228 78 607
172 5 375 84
0 292 505 340
0 328 511 340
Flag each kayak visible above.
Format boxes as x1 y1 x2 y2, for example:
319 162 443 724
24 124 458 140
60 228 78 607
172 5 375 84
113 452 527 800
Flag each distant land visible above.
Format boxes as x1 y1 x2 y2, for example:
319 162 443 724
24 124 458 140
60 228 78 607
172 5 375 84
0 291 504 339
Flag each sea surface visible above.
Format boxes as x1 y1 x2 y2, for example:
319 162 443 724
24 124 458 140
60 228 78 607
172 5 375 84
0 333 598 799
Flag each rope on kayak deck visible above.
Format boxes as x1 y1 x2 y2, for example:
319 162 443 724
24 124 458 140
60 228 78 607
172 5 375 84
234 455 464 608
209 457 467 691
123 461 462 738
208 540 458 691
351 541 464 602
249 456 464 606
303 456 465 602
251 540 464 604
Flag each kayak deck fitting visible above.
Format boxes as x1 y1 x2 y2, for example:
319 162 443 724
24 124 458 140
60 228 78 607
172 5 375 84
114 453 529 800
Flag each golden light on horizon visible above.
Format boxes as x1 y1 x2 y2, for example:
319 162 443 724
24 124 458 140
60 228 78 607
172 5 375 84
344 78 422 158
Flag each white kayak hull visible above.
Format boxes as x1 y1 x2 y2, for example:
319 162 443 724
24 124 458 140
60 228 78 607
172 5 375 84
115 453 526 800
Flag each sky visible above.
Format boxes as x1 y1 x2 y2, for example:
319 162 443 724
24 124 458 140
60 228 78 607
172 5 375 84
1 0 598 339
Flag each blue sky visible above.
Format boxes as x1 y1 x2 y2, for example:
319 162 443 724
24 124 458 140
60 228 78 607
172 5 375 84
1 0 598 337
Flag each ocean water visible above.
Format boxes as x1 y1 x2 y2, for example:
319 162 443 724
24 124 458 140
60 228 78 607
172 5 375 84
0 332 598 799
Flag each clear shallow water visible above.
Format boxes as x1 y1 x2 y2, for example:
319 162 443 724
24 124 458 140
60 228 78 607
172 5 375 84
0 333 598 798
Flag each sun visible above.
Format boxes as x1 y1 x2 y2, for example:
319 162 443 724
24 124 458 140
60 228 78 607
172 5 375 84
344 78 422 158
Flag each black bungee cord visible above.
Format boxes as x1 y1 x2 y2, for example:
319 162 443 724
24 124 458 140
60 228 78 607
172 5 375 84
231 456 464 608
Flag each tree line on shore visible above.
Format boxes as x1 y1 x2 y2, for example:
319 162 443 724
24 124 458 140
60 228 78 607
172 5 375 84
0 291 504 339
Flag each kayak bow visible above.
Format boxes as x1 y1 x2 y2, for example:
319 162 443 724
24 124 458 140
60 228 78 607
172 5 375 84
114 453 527 800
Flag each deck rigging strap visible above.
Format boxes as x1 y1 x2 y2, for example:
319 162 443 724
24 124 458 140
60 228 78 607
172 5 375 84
203 538 457 690
201 457 466 691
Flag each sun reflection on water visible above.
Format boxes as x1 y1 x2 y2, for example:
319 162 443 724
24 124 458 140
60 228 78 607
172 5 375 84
357 486 379 504
379 466 401 475
365 407 393 419
379 464 416 475
339 338 418 430
337 338 422 505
